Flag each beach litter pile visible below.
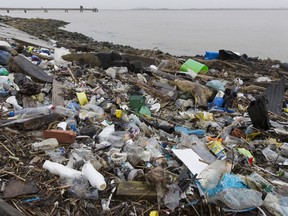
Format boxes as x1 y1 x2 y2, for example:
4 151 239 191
1 16 288 216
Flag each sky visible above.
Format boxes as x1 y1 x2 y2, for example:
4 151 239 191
1 0 288 9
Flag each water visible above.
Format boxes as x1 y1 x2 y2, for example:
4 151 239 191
2 9 288 61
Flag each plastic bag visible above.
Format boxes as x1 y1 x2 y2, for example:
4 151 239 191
0 50 12 65
214 188 263 210
206 80 227 91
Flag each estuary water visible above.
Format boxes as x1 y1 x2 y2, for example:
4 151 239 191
2 9 288 61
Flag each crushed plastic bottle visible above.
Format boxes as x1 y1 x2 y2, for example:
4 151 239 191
68 177 99 200
262 147 288 164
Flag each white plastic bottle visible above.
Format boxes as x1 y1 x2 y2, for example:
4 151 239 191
43 160 82 179
53 105 78 117
82 162 106 191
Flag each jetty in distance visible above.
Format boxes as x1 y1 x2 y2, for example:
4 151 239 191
0 6 98 13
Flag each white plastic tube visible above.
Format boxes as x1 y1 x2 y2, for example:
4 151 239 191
82 162 106 191
43 160 82 179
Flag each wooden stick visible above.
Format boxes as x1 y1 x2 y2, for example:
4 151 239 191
67 68 77 82
0 142 15 157
0 170 26 182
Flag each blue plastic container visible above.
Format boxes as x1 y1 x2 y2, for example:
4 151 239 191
205 51 219 60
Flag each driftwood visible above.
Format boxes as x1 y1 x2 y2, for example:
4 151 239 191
9 54 53 83
241 85 266 92
119 76 171 101
0 199 25 216
52 79 65 107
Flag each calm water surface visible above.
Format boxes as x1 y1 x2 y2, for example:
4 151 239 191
2 9 288 61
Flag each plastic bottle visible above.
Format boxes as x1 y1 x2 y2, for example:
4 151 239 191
98 125 115 142
66 118 78 132
32 138 59 151
43 160 82 179
53 105 77 117
146 137 162 158
262 147 288 164
212 90 225 107
69 177 99 200
179 133 216 164
107 131 129 148
82 162 106 191
6 96 22 111
82 104 104 117
9 106 52 117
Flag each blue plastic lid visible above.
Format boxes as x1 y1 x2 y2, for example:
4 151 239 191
9 111 15 117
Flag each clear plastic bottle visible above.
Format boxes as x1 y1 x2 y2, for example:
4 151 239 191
9 106 52 118
32 138 59 151
53 105 78 117
66 118 78 132
82 104 104 119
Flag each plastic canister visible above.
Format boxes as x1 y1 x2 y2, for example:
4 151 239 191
180 59 209 74
76 92 88 106
205 51 219 60
211 90 225 108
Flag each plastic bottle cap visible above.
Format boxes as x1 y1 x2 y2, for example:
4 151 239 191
70 125 77 132
8 111 15 117
115 109 122 118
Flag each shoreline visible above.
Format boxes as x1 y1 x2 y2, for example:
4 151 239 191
2 11 287 62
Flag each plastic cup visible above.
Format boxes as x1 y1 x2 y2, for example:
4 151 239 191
180 59 209 73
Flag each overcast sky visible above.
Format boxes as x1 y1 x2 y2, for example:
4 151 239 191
1 0 288 9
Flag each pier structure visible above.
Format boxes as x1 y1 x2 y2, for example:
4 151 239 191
0 7 99 13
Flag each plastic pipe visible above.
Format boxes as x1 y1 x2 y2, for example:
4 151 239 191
43 160 82 179
82 162 106 191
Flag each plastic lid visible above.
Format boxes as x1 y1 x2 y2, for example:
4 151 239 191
8 111 15 117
